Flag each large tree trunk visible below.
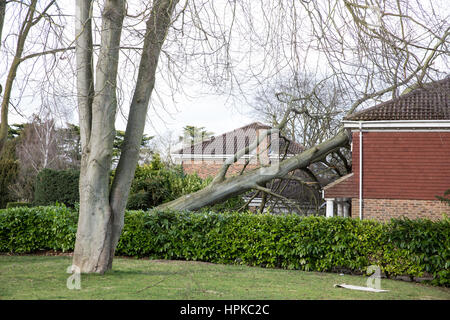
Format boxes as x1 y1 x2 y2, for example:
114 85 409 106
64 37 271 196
109 0 179 265
73 0 179 274
157 130 350 211
73 0 126 274
0 1 6 51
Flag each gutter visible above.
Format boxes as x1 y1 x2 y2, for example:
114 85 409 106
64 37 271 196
359 122 363 220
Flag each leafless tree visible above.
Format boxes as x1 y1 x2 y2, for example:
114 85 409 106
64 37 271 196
244 73 351 212
0 0 69 153
9 115 76 201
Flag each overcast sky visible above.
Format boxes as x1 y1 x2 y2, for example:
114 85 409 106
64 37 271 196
3 0 449 145
4 1 264 142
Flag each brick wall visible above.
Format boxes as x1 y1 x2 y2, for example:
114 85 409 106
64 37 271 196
352 131 450 200
351 198 449 222
181 160 260 179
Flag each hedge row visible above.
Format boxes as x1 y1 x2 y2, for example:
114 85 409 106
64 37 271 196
34 169 80 207
0 206 448 286
0 206 77 253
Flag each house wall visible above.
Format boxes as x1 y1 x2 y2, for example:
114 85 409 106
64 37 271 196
177 131 273 179
350 131 450 221
351 198 449 222
181 160 260 179
352 131 450 200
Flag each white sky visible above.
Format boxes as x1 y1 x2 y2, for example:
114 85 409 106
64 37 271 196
4 1 259 142
3 0 450 145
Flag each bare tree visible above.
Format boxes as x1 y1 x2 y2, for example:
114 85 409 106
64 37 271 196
246 73 352 211
9 115 74 201
251 74 344 149
0 0 68 153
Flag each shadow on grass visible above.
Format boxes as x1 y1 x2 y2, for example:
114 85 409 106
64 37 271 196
103 269 189 277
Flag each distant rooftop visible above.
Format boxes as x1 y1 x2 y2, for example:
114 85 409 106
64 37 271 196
344 76 450 121
173 121 304 156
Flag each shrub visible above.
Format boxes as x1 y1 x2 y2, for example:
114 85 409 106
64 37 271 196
380 218 450 286
0 159 18 208
436 189 450 206
126 191 149 210
34 169 80 207
0 205 77 253
126 157 204 210
0 139 19 208
126 155 244 210
0 207 448 286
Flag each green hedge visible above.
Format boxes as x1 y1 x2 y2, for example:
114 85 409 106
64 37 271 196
0 206 448 286
34 169 80 207
0 206 77 253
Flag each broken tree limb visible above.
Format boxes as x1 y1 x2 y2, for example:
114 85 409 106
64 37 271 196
209 89 317 187
254 184 303 213
157 130 350 211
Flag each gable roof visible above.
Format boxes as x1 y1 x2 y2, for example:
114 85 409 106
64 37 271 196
173 122 304 156
344 76 450 121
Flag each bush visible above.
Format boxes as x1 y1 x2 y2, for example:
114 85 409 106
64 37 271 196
380 218 450 286
0 207 448 286
0 139 20 208
125 156 205 210
0 205 77 253
126 155 244 210
0 159 18 208
34 169 80 207
436 189 450 206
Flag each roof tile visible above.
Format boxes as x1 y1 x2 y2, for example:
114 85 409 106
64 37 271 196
344 77 450 121
174 122 304 155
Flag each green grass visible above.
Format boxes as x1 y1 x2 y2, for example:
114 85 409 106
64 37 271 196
0 255 449 300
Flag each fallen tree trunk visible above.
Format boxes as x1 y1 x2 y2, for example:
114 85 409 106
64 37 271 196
157 130 350 211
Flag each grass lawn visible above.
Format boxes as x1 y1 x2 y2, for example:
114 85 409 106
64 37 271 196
0 255 449 300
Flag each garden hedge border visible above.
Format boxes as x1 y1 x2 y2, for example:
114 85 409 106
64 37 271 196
0 206 448 286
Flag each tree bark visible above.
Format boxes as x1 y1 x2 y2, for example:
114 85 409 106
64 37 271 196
73 0 126 274
109 0 179 267
0 1 6 50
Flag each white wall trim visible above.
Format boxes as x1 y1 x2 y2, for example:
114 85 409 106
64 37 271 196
171 153 295 160
343 120 450 129
349 129 450 132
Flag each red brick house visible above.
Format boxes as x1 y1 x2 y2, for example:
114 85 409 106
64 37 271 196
172 122 304 178
323 77 450 221
171 122 320 213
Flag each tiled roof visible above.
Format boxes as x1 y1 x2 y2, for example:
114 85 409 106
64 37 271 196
174 122 304 156
344 76 450 121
